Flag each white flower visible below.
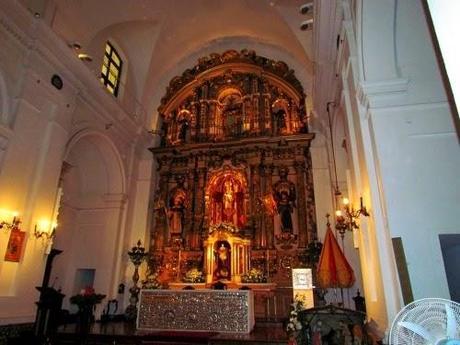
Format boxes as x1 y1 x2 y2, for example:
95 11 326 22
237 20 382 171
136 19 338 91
295 321 302 330
286 299 303 334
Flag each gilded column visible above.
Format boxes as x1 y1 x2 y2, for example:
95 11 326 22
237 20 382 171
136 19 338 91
195 164 207 243
200 101 208 137
152 172 170 250
263 96 271 133
191 103 198 139
259 164 268 249
264 164 275 249
250 164 262 249
291 103 300 133
185 168 196 249
294 161 308 248
209 102 216 136
304 149 317 243
242 96 251 132
252 96 260 134
231 244 236 278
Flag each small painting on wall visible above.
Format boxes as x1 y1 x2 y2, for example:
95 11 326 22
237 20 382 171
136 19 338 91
4 229 26 262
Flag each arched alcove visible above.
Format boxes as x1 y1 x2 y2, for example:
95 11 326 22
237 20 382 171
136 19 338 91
51 131 126 312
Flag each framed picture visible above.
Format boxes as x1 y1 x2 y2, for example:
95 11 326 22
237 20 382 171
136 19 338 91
4 229 26 262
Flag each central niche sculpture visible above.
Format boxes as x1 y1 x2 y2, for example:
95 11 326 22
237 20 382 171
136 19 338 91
206 167 248 229
202 165 251 284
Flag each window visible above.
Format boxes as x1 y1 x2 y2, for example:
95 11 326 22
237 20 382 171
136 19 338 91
100 41 122 96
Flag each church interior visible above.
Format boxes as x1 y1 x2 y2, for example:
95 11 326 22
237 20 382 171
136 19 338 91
0 0 459 344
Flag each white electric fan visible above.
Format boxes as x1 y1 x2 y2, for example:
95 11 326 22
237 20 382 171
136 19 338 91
389 298 460 345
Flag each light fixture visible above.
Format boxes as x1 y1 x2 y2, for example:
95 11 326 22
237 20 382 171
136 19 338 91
34 219 57 240
300 19 313 31
78 53 93 62
0 210 20 231
300 3 313 15
335 197 369 238
69 42 82 50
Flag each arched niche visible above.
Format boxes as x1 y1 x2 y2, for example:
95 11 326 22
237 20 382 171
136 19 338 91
204 165 249 230
203 225 251 285
51 130 126 311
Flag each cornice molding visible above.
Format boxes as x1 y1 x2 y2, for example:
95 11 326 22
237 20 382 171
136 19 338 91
150 133 315 156
356 78 410 113
0 4 32 51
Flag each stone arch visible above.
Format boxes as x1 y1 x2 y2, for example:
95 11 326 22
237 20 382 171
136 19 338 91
355 0 400 82
51 129 127 312
64 129 126 195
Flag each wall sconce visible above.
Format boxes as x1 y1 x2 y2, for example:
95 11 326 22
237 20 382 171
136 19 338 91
335 197 369 238
34 219 56 240
0 211 20 231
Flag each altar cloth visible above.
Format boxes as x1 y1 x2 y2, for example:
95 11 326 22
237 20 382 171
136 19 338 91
137 289 255 333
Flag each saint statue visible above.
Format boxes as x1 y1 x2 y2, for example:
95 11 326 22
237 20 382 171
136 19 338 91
277 191 294 232
222 179 236 223
213 242 231 280
153 194 167 250
178 119 189 142
275 108 287 134
273 167 296 233
167 192 186 237
209 173 246 229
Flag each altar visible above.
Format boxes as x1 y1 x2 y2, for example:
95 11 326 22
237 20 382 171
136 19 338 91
137 289 255 333
147 50 319 326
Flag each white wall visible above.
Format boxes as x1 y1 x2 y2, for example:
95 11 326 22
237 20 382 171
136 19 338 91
0 1 152 324
335 0 460 335
371 0 460 300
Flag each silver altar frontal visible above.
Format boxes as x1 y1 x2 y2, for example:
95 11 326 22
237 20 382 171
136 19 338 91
137 289 255 333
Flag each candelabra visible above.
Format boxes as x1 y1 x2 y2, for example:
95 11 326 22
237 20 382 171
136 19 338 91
125 240 148 321
0 214 20 232
335 197 369 239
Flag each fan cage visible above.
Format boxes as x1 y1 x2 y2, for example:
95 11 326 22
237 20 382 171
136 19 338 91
389 298 460 345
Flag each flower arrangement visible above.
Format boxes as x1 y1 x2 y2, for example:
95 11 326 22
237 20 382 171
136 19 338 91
70 286 106 309
182 268 205 283
286 300 303 335
241 268 267 283
141 272 162 289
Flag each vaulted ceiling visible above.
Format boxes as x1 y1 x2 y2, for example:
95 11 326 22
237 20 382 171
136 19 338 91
21 0 340 128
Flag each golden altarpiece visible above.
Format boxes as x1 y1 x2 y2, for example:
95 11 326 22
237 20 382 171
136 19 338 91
149 50 317 319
